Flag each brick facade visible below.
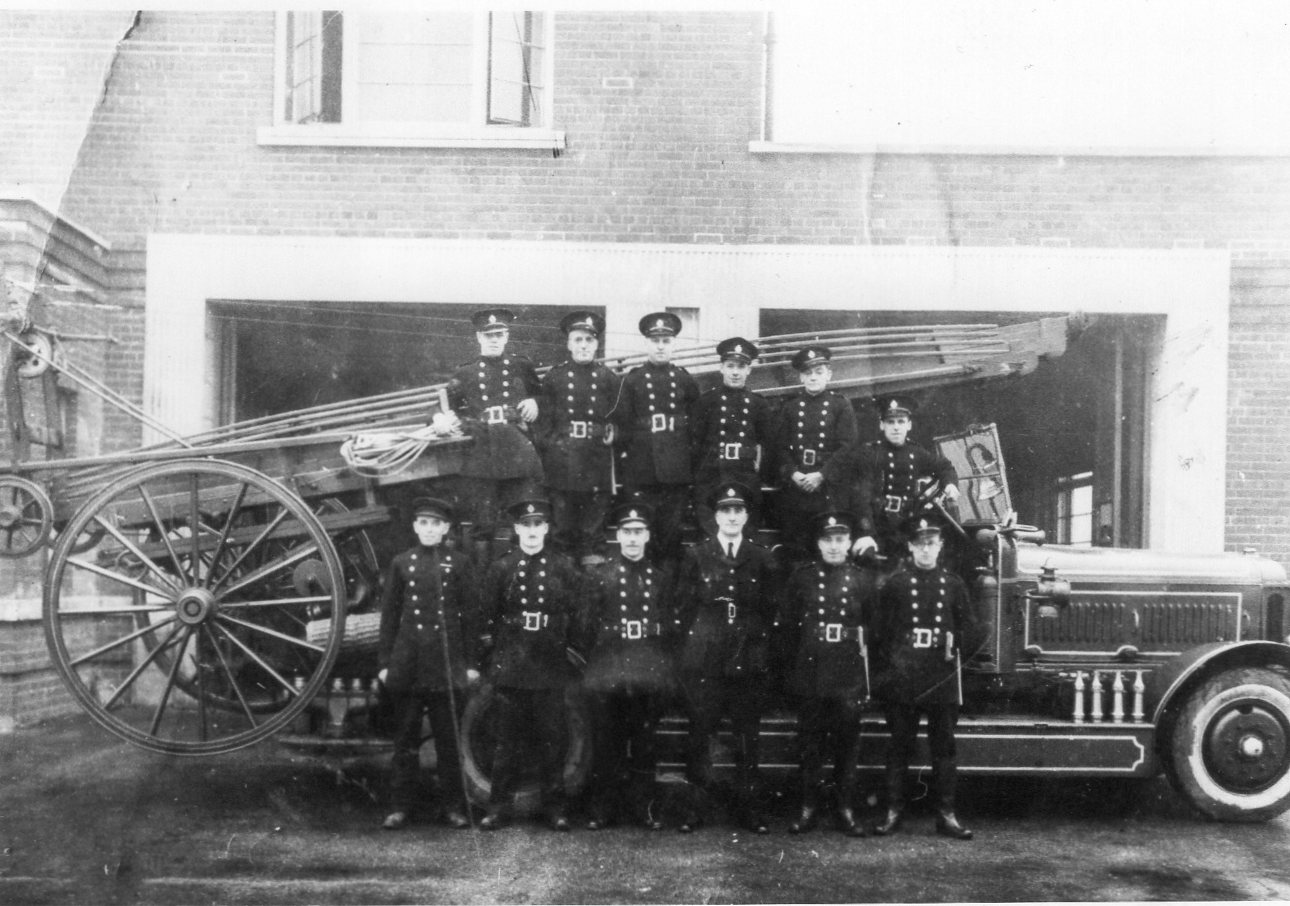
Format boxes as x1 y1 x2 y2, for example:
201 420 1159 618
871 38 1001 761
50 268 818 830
2 11 1290 725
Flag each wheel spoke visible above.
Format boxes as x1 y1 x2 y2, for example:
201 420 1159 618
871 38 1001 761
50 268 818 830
210 622 298 699
219 595 332 610
201 624 257 728
59 604 175 616
217 540 320 600
101 622 185 711
208 507 292 592
68 614 178 668
205 481 250 589
149 626 194 737
138 484 186 583
216 613 325 654
188 474 201 583
195 629 209 742
66 556 179 601
91 514 183 598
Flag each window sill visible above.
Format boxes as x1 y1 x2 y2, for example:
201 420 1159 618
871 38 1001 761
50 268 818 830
258 124 566 150
749 139 1289 157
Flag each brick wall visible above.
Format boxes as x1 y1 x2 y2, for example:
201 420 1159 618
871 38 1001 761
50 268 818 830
4 10 1290 558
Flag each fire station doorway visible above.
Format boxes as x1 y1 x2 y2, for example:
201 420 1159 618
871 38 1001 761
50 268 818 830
210 300 604 424
760 310 1160 549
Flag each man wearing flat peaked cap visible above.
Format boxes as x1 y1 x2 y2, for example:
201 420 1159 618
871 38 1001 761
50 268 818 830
611 311 700 564
446 307 544 557
537 310 620 566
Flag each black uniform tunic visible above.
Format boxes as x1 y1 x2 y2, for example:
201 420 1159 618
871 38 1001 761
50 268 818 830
613 362 700 486
835 438 957 542
582 557 677 694
538 358 621 491
872 564 973 706
482 547 584 689
447 353 544 480
378 545 479 692
690 386 772 496
783 560 877 698
676 537 778 679
773 390 859 555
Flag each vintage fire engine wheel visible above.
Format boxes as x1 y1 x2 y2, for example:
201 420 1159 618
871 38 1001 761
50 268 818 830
0 475 53 557
459 681 593 812
43 459 347 756
1167 667 1290 822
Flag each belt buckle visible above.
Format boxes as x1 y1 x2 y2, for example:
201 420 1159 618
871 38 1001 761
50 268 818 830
727 601 737 622
885 494 904 514
523 611 543 631
570 420 588 439
485 405 506 425
825 622 842 643
913 627 934 648
650 413 668 433
624 619 643 640
722 442 741 460
802 448 816 467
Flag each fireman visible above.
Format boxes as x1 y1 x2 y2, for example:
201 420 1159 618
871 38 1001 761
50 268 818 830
537 310 621 566
780 510 878 837
689 337 773 536
377 496 479 831
611 311 701 565
772 346 859 564
871 511 975 840
674 480 780 834
580 499 679 830
446 308 544 558
837 394 960 560
478 495 585 831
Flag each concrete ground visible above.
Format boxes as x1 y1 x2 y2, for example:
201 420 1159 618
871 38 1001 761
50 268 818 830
5 713 1290 904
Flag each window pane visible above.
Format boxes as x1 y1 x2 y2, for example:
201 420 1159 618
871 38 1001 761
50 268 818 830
285 11 342 123
354 11 474 124
489 12 544 126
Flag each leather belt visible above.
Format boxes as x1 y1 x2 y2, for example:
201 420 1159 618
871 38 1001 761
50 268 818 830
649 413 682 433
816 622 864 643
483 405 521 425
911 627 936 648
511 610 550 631
615 618 664 640
568 420 607 439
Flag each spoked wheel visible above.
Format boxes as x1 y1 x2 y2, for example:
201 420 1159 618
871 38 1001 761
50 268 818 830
43 459 346 756
0 475 53 558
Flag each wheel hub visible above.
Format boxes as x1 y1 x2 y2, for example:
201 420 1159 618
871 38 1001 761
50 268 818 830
0 505 20 529
1205 704 1290 793
175 587 216 625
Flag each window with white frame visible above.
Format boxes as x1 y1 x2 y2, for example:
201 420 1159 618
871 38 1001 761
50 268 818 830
1055 471 1094 547
262 10 562 149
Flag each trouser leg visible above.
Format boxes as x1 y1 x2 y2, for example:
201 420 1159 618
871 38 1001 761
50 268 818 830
831 697 862 809
586 692 627 823
682 677 719 788
487 687 525 807
388 691 427 814
882 705 919 813
730 679 767 829
927 704 960 812
535 688 569 812
424 690 467 812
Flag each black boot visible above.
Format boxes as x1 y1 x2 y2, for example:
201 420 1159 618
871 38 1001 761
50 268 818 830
936 811 973 840
872 807 903 836
874 761 904 835
837 806 867 837
788 778 820 834
933 757 972 839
